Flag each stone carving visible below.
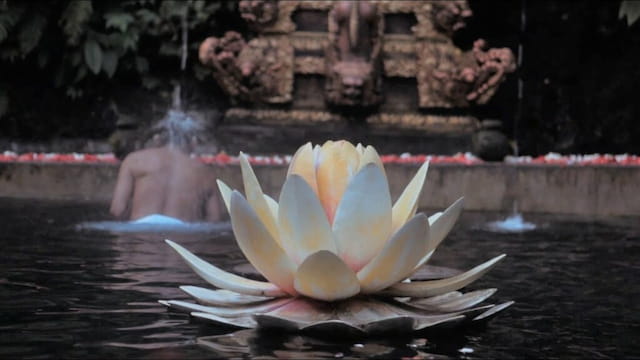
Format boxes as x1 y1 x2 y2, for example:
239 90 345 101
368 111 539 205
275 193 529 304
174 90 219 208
239 0 279 31
198 31 293 104
325 0 383 108
424 39 516 107
197 0 516 156
430 0 473 37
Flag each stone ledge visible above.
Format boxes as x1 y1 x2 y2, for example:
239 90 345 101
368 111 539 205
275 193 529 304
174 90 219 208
0 162 638 217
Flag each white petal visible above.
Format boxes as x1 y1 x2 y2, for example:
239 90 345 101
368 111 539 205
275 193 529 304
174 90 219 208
414 198 464 269
263 193 279 222
293 250 360 301
315 140 360 223
409 288 497 312
382 254 506 298
428 197 464 252
216 179 233 213
391 162 429 233
192 312 257 329
357 214 429 293
179 286 272 307
286 142 318 195
278 175 337 264
359 145 385 174
162 298 293 317
230 191 297 295
239 153 280 243
332 163 392 271
165 239 285 297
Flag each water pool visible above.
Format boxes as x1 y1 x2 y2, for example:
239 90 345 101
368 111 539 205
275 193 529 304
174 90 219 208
0 198 637 359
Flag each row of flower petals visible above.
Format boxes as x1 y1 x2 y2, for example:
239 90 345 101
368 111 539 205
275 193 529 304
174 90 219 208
2 151 638 165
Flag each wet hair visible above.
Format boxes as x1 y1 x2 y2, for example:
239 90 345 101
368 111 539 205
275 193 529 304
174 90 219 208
147 110 207 151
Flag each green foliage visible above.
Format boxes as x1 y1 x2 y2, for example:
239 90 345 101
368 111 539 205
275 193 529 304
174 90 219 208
0 0 233 119
619 0 640 26
59 0 93 45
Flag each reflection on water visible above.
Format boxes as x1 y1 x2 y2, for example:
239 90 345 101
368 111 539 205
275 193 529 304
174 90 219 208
0 198 638 359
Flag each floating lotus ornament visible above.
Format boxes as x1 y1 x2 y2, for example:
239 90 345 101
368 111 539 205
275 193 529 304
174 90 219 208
160 140 512 335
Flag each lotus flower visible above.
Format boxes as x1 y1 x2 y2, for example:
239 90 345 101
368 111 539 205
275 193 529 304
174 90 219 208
160 140 511 335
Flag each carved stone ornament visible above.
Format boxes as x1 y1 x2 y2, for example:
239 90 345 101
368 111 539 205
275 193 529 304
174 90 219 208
418 39 516 108
431 0 473 37
325 0 384 108
239 0 279 31
198 31 293 104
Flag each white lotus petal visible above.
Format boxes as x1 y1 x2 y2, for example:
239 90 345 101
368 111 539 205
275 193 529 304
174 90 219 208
287 142 318 195
230 191 297 295
382 254 506 298
165 239 286 297
332 163 392 271
428 212 443 225
360 145 385 174
409 289 497 312
316 140 360 223
254 298 335 329
278 175 337 264
263 194 279 222
391 161 429 233
428 197 464 252
357 214 429 293
407 291 462 306
413 314 466 330
192 312 257 329
239 153 280 244
180 286 272 307
414 198 464 269
162 298 293 317
473 301 514 321
293 250 360 301
216 179 233 213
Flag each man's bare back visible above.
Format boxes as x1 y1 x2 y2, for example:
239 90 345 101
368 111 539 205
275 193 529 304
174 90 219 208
110 146 221 222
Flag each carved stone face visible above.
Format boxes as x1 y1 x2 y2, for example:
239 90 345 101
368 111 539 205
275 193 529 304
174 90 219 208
431 0 473 36
239 0 278 27
332 61 373 104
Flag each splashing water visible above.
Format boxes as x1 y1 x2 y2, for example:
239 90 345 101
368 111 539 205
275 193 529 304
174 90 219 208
485 200 536 232
486 213 536 233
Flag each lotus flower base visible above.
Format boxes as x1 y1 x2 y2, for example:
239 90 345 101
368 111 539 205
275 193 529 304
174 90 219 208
159 140 512 335
160 287 512 336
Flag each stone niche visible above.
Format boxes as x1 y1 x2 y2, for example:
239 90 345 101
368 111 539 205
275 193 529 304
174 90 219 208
198 0 515 155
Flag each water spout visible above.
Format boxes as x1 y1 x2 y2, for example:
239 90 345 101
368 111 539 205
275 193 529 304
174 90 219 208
485 200 536 232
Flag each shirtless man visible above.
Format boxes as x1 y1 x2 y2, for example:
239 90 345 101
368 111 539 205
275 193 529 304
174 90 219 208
110 112 221 223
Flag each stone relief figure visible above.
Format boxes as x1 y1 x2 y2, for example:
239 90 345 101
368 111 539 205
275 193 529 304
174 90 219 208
431 39 516 106
199 31 292 103
325 0 384 108
431 0 473 37
239 0 279 31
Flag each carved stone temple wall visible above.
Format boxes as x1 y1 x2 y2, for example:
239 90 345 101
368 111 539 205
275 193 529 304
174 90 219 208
198 0 516 155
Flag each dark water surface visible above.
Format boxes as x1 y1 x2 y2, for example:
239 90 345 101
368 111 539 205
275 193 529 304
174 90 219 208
0 198 638 359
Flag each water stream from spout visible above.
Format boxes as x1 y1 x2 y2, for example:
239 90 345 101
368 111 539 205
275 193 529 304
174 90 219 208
172 5 189 111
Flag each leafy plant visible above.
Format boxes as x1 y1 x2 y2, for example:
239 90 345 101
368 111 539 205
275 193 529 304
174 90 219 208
0 0 235 120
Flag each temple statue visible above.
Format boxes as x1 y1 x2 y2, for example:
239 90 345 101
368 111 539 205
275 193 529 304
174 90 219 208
239 0 279 31
325 0 383 108
197 0 516 157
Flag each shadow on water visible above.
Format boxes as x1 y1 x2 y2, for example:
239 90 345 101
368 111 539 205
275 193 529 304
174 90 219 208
0 198 638 359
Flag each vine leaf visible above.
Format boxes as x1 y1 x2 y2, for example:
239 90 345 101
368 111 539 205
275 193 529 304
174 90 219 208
102 50 118 78
84 38 102 74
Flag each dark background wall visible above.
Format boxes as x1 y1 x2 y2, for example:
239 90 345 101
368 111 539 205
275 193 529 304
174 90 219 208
467 0 640 155
0 1 638 155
